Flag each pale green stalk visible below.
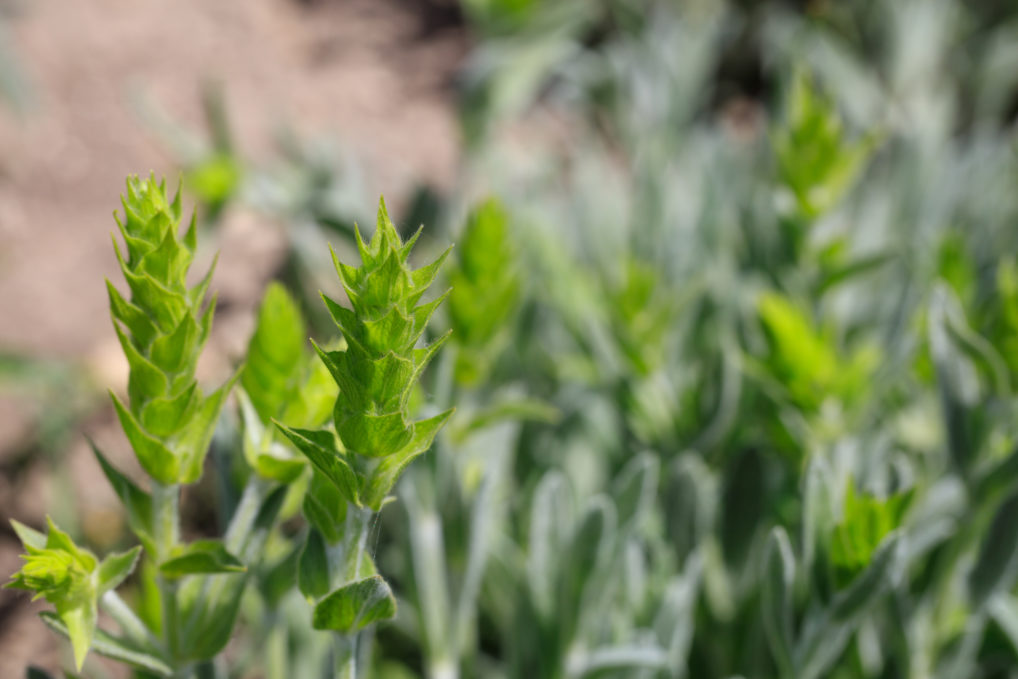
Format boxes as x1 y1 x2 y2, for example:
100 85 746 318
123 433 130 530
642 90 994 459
100 590 162 651
152 482 181 665
334 505 373 679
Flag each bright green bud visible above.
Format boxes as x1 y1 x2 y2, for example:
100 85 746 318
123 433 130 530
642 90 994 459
278 197 452 511
830 481 913 587
320 197 451 460
6 518 141 671
773 69 877 220
447 198 520 385
107 174 236 484
239 282 337 482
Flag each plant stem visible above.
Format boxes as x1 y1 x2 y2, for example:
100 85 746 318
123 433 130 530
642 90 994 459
225 474 270 558
333 634 357 679
100 590 162 652
152 482 181 663
334 505 374 679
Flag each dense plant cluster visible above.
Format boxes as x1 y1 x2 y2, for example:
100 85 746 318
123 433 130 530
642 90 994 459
9 1 1018 678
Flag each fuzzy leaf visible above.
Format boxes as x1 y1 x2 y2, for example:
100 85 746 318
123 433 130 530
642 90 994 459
159 540 246 579
298 529 331 601
361 409 454 510
90 442 155 553
242 282 307 423
311 575 397 633
174 372 239 484
110 391 178 483
40 611 173 676
97 547 142 594
276 424 362 506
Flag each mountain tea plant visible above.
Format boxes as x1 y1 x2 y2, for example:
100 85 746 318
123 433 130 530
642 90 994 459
10 3 1018 676
5 177 453 678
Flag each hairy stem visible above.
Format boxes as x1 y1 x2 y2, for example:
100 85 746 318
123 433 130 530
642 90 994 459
334 505 374 679
100 590 162 652
152 482 181 663
224 475 271 555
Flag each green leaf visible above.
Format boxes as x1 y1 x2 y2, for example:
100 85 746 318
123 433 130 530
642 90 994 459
159 540 246 579
830 532 903 623
830 481 913 586
311 575 397 633
10 519 46 550
528 472 574 617
242 282 307 423
929 285 986 475
763 526 796 675
360 408 454 510
97 546 142 594
59 601 97 672
276 423 362 506
260 542 301 609
110 391 178 483
238 388 306 483
989 594 1018 660
335 409 413 459
89 441 155 553
106 280 157 349
7 519 100 669
612 453 659 529
773 69 877 220
178 486 285 662
560 497 615 634
149 313 200 376
40 611 172 676
298 529 331 601
453 397 559 438
112 320 169 409
970 491 1018 609
139 383 198 439
175 372 240 484
303 469 348 543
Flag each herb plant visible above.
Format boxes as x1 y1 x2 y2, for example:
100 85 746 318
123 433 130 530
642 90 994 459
5 178 452 678
9 2 1018 678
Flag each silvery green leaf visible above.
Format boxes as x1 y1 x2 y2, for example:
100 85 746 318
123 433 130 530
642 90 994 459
179 486 285 662
574 642 670 674
720 448 765 567
800 455 833 575
560 497 616 638
654 560 701 677
613 452 659 530
299 529 331 601
159 540 246 579
762 526 796 676
664 456 717 562
970 491 1018 609
989 594 1018 659
928 285 984 475
312 575 397 633
794 615 852 679
830 532 903 623
528 471 574 618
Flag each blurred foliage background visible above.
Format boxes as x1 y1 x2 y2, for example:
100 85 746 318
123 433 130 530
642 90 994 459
6 0 1018 677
